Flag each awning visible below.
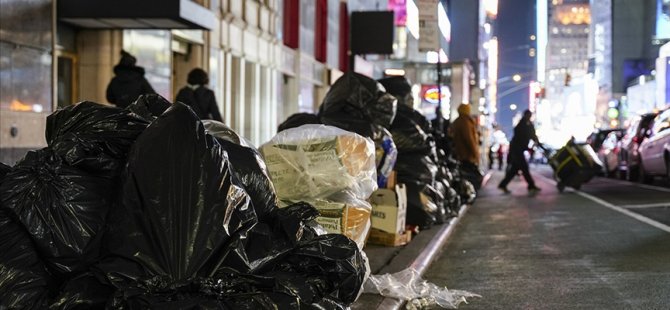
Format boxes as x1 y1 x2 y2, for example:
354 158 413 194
58 0 217 30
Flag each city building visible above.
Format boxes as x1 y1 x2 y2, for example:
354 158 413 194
0 0 347 163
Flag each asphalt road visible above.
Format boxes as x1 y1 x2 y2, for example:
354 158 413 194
425 166 670 309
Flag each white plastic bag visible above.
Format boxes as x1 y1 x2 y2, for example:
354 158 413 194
261 124 378 200
363 268 480 309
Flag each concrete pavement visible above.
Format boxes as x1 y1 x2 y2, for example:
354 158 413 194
424 168 670 309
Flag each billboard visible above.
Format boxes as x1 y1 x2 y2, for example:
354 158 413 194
657 0 670 40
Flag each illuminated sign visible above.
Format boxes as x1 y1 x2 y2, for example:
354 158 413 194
406 0 419 39
438 2 451 42
388 0 407 26
422 85 450 104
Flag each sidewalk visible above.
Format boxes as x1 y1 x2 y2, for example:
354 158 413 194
352 172 491 309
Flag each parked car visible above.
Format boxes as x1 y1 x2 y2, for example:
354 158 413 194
638 109 670 183
617 112 658 181
586 128 623 153
597 130 623 177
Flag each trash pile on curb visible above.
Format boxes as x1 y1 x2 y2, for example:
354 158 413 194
1 73 481 309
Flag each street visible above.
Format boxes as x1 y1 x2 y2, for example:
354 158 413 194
425 166 670 309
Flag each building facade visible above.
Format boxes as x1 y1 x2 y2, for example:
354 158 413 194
0 0 347 164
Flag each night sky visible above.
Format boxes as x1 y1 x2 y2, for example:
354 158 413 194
496 0 537 137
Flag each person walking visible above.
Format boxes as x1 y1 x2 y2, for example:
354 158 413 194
498 110 542 194
175 68 223 122
106 50 155 108
449 104 480 166
489 124 508 170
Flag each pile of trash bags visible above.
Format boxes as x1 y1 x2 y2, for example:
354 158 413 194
0 95 369 309
277 72 478 230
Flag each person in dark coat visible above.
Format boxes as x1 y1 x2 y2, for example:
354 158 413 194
498 110 542 194
106 50 156 108
175 68 223 122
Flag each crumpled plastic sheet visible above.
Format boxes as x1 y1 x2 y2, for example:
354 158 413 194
363 269 480 309
278 112 322 133
260 124 378 201
0 148 113 278
0 208 51 310
45 101 149 175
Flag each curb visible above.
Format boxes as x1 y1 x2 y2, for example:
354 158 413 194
372 171 491 309
375 204 471 310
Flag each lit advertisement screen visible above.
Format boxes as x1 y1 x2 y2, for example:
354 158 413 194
657 0 670 39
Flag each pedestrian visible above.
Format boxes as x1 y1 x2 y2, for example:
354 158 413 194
175 68 223 122
449 104 480 166
498 110 542 194
489 124 508 170
106 50 155 108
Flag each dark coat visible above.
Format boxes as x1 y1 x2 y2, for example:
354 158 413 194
509 118 538 154
106 65 155 109
175 85 223 122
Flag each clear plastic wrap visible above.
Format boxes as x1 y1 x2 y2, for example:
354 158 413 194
363 268 480 309
261 124 378 200
281 193 372 249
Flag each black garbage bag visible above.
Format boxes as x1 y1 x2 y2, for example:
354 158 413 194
49 272 115 309
99 102 258 289
0 208 52 310
278 113 321 133
452 177 476 205
319 72 397 131
404 183 439 228
203 120 252 147
459 161 484 191
394 153 438 186
270 234 367 306
45 101 149 175
389 112 432 154
126 94 172 121
203 121 277 222
244 202 322 272
377 76 412 106
0 162 10 181
0 148 113 277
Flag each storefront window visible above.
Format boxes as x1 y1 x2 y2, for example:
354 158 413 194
123 30 172 100
299 0 315 56
299 80 315 112
0 43 52 113
326 0 340 68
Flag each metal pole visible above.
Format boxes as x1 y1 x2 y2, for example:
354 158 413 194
436 54 444 135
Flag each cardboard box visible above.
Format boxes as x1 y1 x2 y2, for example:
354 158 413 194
369 184 407 234
367 228 412 247
283 199 371 247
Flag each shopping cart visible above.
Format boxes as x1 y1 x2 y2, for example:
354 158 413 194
541 141 603 192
